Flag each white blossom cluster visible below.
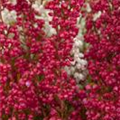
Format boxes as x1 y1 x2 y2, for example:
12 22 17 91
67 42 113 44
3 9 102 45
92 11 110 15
0 0 17 25
32 0 57 37
86 2 102 21
93 11 102 21
65 15 88 84
8 0 17 5
1 8 17 25
65 2 101 84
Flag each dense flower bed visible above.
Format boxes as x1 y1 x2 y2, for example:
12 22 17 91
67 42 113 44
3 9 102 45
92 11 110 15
0 0 119 120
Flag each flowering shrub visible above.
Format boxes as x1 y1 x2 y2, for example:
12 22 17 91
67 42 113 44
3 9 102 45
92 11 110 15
0 0 86 120
1 0 119 119
84 0 120 119
65 14 88 84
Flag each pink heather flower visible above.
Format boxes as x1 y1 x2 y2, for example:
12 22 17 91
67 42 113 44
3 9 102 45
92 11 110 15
0 0 85 119
84 0 120 119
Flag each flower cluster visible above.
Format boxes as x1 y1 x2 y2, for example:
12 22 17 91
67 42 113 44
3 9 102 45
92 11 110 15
0 0 85 119
32 0 56 37
84 0 120 119
1 0 119 119
65 15 88 84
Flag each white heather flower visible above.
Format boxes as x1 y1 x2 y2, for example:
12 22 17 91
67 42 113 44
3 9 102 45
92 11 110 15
65 15 88 84
1 8 17 25
32 2 56 37
9 0 17 5
32 0 52 6
76 63 81 69
78 59 87 66
93 11 102 21
71 61 76 65
8 33 15 39
74 38 83 47
70 67 75 73
79 53 84 58
74 73 85 82
32 2 44 13
86 3 91 12
44 22 57 37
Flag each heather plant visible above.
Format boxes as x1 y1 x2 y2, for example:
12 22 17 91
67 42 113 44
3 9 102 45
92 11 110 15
0 0 86 120
65 14 88 84
84 0 120 119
